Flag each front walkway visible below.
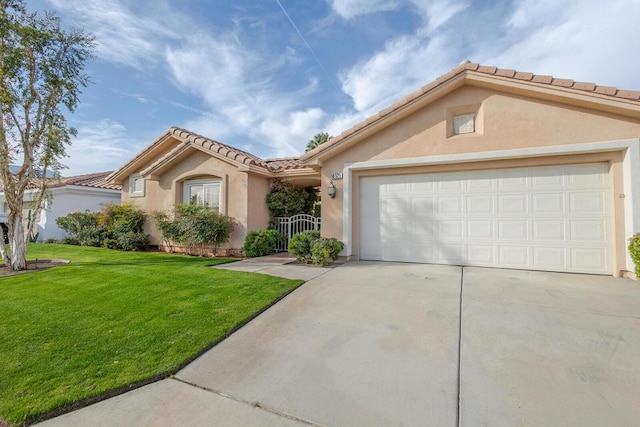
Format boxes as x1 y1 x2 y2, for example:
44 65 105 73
214 253 333 281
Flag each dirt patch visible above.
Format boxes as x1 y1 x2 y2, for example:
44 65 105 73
0 259 70 277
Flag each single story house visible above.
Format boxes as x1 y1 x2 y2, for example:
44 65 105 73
106 127 320 251
0 171 122 242
110 62 640 277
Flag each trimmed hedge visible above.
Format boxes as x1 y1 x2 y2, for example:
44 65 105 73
289 230 343 266
244 229 283 257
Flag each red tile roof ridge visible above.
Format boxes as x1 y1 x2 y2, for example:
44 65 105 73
169 127 268 168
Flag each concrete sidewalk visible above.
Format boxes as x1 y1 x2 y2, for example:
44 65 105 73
37 263 640 426
214 253 333 281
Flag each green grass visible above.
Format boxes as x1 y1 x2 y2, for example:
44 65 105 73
0 244 303 426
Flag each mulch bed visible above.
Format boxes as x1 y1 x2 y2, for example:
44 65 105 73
0 259 69 277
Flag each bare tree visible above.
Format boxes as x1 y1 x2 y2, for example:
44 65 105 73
0 0 94 270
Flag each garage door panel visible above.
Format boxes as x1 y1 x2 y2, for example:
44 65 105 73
437 173 465 191
438 244 465 263
437 196 463 214
467 220 493 239
381 197 409 216
532 171 566 188
571 248 608 272
499 221 529 240
532 193 564 214
467 245 495 264
410 196 435 215
359 163 611 274
533 247 566 269
381 243 411 262
411 220 436 239
532 220 565 241
467 195 494 214
498 170 529 189
438 220 464 239
570 221 606 241
569 191 607 214
498 194 528 214
567 163 607 187
498 246 529 267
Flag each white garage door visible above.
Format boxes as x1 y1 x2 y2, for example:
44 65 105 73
359 163 611 274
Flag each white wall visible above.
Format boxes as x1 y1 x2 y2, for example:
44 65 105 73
37 186 121 241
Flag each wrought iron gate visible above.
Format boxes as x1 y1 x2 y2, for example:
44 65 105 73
273 214 320 252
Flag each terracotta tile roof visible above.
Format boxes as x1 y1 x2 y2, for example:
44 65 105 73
263 157 307 172
50 171 122 190
169 127 269 168
0 171 121 193
138 127 308 177
301 62 640 161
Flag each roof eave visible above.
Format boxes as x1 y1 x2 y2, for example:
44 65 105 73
302 68 640 165
108 130 178 184
303 73 467 164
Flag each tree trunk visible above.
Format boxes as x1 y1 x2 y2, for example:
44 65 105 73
10 214 27 270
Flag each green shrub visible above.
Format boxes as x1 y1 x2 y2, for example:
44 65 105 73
152 211 181 253
117 231 150 251
56 204 149 251
60 236 79 245
101 238 119 250
266 179 318 219
56 212 105 246
44 237 57 244
288 230 321 264
243 229 282 257
152 204 233 256
101 203 146 234
628 233 640 277
311 238 344 266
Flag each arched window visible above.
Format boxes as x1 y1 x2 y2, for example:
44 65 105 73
183 178 221 212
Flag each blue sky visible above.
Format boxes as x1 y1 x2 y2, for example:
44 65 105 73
27 0 640 176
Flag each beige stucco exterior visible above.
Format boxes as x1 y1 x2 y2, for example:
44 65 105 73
111 129 320 253
314 84 640 277
122 149 271 250
109 64 640 275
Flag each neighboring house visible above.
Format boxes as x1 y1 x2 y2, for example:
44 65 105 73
0 171 122 242
301 62 640 277
106 128 320 252
110 62 640 277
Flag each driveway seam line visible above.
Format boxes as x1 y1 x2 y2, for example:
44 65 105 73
456 265 464 427
172 378 322 426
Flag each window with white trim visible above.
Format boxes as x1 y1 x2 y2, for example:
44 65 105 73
129 173 145 197
184 179 221 213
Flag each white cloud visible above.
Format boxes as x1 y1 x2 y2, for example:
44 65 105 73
340 34 454 114
338 0 639 121
330 0 402 19
411 0 470 33
483 0 640 89
64 119 138 175
165 29 328 157
45 0 179 70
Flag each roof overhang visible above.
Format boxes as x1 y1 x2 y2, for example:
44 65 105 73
302 68 640 165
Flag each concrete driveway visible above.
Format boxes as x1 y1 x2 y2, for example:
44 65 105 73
39 262 640 426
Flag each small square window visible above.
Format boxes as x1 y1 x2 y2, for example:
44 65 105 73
453 114 475 135
129 173 145 197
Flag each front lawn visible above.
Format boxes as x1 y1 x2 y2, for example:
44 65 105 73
0 244 303 426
